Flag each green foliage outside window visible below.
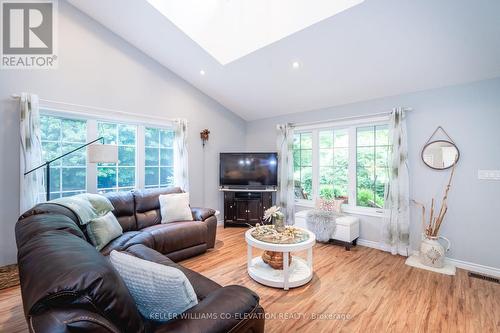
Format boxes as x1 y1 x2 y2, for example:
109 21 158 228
292 125 389 209
356 125 389 208
145 127 174 188
97 122 137 192
319 129 349 202
293 133 312 200
40 114 87 199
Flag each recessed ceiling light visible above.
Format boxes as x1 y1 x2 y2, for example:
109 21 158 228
292 61 300 69
199 69 206 75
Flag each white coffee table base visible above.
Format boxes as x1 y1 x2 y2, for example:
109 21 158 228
245 227 315 290
248 256 313 290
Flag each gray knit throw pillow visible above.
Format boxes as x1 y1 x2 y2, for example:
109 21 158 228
110 250 198 322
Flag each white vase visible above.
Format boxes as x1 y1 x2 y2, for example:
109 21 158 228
419 234 451 268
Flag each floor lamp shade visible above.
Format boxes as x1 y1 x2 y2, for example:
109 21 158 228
88 144 119 163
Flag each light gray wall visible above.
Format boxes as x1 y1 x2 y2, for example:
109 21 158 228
246 78 500 269
0 1 246 266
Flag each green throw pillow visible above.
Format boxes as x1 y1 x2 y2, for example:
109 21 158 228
87 212 123 251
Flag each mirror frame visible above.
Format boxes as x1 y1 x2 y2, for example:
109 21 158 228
421 139 460 170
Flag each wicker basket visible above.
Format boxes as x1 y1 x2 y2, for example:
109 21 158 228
262 251 293 269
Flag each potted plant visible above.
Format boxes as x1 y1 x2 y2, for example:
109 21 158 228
263 206 285 232
414 164 456 268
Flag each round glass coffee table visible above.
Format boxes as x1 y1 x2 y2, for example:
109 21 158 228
245 226 315 290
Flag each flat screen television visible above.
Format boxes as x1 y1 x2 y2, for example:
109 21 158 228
220 152 278 187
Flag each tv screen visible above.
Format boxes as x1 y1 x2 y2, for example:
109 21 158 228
220 153 278 187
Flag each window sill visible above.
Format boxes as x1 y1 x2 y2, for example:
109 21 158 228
342 207 386 218
295 201 386 218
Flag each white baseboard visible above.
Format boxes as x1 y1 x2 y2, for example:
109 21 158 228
356 238 382 250
358 239 500 278
445 257 500 278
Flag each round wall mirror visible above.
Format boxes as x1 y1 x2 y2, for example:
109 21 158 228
421 140 459 170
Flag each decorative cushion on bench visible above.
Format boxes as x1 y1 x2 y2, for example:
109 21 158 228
305 210 337 242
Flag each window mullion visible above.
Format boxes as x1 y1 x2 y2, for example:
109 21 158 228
136 125 145 189
311 130 319 204
348 126 357 209
115 126 119 191
87 119 98 193
373 144 376 205
158 131 161 187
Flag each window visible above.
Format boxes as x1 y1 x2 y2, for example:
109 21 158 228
144 127 175 188
319 129 349 201
356 125 389 208
293 119 390 214
293 132 312 200
39 109 177 197
40 115 87 199
97 122 137 193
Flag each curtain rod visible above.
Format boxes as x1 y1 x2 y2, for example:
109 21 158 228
289 107 413 127
10 94 179 123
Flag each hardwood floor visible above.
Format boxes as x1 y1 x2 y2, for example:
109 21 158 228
1 226 499 332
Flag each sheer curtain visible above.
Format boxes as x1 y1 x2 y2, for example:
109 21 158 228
381 108 410 256
276 124 295 225
20 93 44 213
173 119 189 192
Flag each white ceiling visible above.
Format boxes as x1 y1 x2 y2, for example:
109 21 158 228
145 0 364 65
68 0 500 121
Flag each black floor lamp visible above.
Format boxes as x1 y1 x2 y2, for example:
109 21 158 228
24 137 118 201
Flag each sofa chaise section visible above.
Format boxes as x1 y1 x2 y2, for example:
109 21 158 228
15 187 265 333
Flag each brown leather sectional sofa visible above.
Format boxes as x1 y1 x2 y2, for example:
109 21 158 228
15 187 265 333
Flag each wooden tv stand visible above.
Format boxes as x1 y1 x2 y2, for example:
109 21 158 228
221 189 275 228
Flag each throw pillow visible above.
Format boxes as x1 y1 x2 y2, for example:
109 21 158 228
332 199 345 214
109 250 198 322
159 192 194 223
317 198 345 214
87 212 123 251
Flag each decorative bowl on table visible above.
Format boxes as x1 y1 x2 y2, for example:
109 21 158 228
261 251 292 270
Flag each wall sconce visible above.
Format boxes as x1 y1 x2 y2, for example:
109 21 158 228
200 129 210 147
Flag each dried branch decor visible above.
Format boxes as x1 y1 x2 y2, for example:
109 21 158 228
413 163 456 237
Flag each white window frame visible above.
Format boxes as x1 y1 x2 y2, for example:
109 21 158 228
40 105 174 195
144 127 175 189
39 113 88 199
294 115 390 217
96 120 138 193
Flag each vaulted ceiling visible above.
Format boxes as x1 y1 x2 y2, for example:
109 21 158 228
68 0 500 121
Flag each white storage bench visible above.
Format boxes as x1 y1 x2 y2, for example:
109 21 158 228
295 210 360 250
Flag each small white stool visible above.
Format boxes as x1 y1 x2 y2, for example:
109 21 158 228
295 210 360 250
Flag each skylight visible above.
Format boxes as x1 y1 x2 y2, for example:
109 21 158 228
146 0 365 65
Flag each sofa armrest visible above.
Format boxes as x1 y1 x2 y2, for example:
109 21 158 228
152 285 265 333
191 207 216 221
29 308 122 333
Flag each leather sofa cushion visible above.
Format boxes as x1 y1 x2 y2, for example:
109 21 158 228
30 307 121 333
17 229 144 333
16 207 85 249
142 222 207 254
100 231 155 256
135 188 182 229
152 285 261 333
190 207 216 221
126 244 221 301
105 191 137 231
166 244 208 263
20 203 80 225
99 231 139 255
